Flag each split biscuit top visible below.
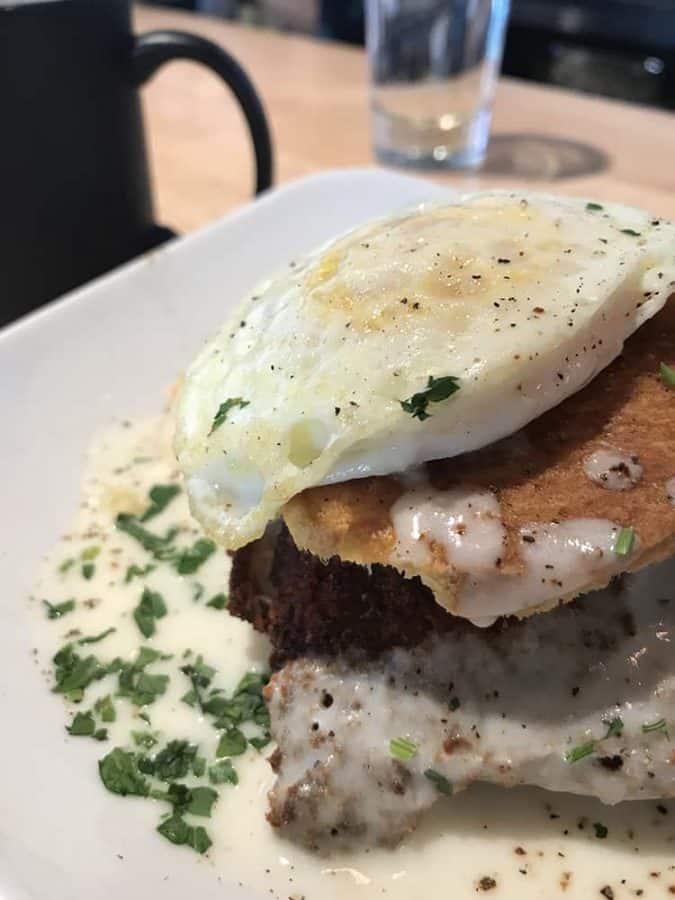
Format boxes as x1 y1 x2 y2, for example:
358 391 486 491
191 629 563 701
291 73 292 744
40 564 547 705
284 298 675 625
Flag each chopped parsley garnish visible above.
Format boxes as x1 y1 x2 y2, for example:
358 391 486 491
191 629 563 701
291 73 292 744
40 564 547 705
151 740 199 781
43 599 75 619
180 655 216 709
642 718 669 737
400 375 461 421
389 737 418 761
192 756 206 777
116 513 178 556
81 546 100 561
613 526 635 556
449 697 461 712
133 587 167 638
95 694 116 722
67 711 107 740
116 511 215 576
124 563 156 583
216 727 248 758
593 822 608 839
172 538 216 575
603 717 624 739
52 644 107 699
81 562 96 580
156 815 212 854
660 362 675 387
209 398 250 435
58 558 75 574
185 785 218 817
208 759 238 786
586 202 604 211
132 730 158 749
140 484 181 522
78 627 116 646
114 646 170 706
98 748 150 797
424 768 453 796
565 740 596 764
620 228 641 237
206 593 229 610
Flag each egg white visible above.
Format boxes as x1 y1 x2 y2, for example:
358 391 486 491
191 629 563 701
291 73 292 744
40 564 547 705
175 191 675 550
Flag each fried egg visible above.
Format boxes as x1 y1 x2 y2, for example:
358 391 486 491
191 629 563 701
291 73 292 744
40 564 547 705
175 191 675 550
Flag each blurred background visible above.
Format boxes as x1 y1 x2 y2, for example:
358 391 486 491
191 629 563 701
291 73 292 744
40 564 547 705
146 0 675 110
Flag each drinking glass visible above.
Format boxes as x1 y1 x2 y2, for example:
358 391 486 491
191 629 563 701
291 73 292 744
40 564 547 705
366 0 510 169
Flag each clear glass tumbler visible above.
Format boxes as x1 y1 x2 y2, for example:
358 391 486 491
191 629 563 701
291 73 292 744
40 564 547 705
366 0 510 169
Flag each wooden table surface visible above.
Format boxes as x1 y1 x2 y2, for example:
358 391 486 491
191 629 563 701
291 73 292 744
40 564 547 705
135 4 675 233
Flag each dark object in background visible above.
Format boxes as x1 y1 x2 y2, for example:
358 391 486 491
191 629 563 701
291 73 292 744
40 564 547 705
0 0 273 327
505 0 675 110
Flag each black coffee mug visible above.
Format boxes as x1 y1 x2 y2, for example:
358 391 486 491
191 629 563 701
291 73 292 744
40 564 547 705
0 0 273 326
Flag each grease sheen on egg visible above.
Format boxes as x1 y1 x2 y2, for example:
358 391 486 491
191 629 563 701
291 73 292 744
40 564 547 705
175 191 675 550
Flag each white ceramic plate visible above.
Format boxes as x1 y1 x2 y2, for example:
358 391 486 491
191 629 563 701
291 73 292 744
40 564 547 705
0 169 448 900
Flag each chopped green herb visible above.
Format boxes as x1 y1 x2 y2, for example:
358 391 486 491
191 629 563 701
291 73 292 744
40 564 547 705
186 786 218 817
43 599 75 619
248 732 271 750
173 538 216 575
115 647 170 706
660 362 675 387
449 697 461 712
208 758 238 786
209 398 250 435
98 748 150 797
181 656 215 688
95 694 116 723
58 558 75 574
157 815 212 854
642 718 669 737
400 375 461 421
132 730 158 749
189 826 212 855
81 562 96 580
206 593 229 610
192 582 205 602
614 526 635 556
153 740 199 781
216 728 248 758
138 711 151 725
603 717 624 739
593 822 608 839
124 563 156 583
157 813 189 844
115 513 178 557
132 672 169 706
586 202 604 211
133 587 167 638
134 646 170 667
192 756 206 777
81 546 101 561
620 228 641 237
78 627 116 646
67 711 96 736
53 645 107 697
140 484 181 522
565 740 596 764
424 768 453 796
389 737 418 761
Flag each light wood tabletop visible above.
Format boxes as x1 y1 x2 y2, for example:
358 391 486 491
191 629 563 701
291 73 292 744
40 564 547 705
135 4 675 232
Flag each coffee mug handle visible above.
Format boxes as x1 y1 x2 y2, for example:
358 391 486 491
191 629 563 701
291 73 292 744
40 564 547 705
133 30 273 196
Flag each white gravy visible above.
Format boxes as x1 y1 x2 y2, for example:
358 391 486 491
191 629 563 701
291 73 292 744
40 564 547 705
29 413 675 900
